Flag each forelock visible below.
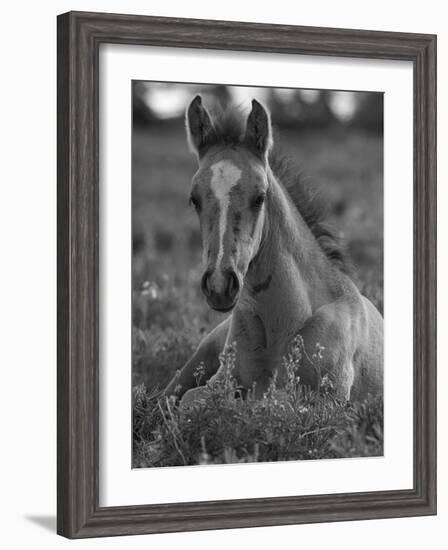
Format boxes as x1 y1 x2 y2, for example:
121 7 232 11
203 105 247 148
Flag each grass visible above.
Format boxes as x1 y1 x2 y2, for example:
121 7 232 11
133 341 383 467
132 121 383 467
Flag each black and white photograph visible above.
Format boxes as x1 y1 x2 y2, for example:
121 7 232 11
132 82 384 468
0 1 441 545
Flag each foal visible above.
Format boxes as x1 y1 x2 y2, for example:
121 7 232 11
165 96 383 403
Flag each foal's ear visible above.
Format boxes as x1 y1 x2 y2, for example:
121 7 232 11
185 95 216 158
244 99 273 160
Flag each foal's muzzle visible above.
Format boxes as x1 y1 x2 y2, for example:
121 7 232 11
201 268 240 312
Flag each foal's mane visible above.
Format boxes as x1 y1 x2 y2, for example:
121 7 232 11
208 105 350 274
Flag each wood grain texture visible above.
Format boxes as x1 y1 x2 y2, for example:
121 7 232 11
57 10 437 538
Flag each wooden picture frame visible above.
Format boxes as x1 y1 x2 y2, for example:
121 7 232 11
57 11 437 538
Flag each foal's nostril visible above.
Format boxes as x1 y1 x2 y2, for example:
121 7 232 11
226 270 239 299
201 270 212 297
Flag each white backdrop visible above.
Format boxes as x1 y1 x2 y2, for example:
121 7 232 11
0 1 445 549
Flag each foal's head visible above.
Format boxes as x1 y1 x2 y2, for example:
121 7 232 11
186 96 273 312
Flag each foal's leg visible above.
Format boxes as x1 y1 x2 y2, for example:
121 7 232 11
295 300 361 401
164 316 231 401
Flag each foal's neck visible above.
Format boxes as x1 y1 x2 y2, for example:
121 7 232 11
244 169 340 321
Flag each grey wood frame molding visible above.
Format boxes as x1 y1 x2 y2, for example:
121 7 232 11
57 11 437 538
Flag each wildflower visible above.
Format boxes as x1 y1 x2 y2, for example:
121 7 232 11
141 280 159 300
282 334 305 393
312 342 325 362
193 362 206 386
168 394 178 406
214 342 237 395
320 373 334 392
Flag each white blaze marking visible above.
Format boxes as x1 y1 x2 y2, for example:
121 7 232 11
210 160 242 268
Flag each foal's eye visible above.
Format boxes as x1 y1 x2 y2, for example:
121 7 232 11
252 193 266 209
189 195 201 212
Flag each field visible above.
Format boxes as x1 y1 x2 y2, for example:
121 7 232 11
132 120 383 468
